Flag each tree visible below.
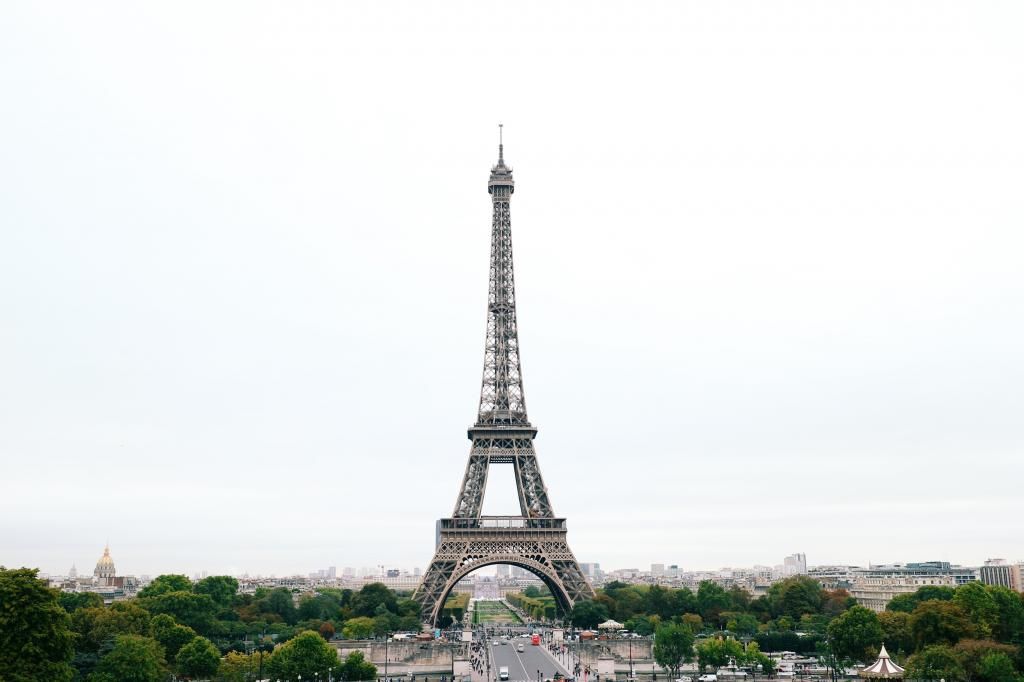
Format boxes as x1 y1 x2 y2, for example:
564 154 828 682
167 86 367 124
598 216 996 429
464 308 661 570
815 639 851 682
878 611 913 656
176 635 221 680
953 582 1000 639
904 644 967 681
59 591 105 613
142 590 218 634
151 613 198 661
697 581 732 626
988 586 1024 645
768 577 824 619
351 583 398 618
339 650 378 681
953 639 1019 681
724 612 759 637
911 599 975 647
193 575 239 609
696 638 742 672
258 587 298 624
681 613 703 634
72 601 152 653
825 606 883 663
342 616 375 639
0 567 75 682
137 574 192 598
88 634 167 682
216 650 271 682
652 623 695 678
319 621 336 640
569 600 609 629
887 585 955 613
976 651 1021 682
265 630 340 681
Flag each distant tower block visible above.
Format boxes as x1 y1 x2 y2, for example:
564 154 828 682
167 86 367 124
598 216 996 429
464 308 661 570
413 134 593 626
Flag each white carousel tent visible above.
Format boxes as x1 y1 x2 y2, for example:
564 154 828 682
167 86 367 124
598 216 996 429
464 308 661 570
859 644 905 679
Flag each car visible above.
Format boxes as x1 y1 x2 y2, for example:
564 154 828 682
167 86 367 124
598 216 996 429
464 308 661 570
493 641 500 646
499 668 509 681
698 676 717 682
517 644 525 652
674 678 693 682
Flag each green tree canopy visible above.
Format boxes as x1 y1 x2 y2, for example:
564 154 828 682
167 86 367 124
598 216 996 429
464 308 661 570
137 574 192 598
141 590 217 634
826 606 883 663
150 613 198 661
88 634 167 682
905 644 966 681
569 600 609 629
911 599 975 648
952 582 1000 639
696 581 732 625
72 601 152 653
0 567 75 682
878 611 913 656
265 630 340 681
176 635 220 680
887 585 955 613
58 591 105 613
193 575 239 609
352 583 398 618
652 622 695 678
339 650 378 681
341 615 376 639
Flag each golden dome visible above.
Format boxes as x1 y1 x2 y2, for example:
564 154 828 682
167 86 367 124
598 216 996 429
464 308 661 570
94 545 115 573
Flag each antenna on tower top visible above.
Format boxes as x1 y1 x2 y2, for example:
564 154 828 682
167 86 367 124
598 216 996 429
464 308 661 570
498 123 504 164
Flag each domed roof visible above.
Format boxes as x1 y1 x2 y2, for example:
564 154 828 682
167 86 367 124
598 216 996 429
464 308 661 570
95 545 115 570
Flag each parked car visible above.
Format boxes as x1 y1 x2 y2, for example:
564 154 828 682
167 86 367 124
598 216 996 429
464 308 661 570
698 675 717 682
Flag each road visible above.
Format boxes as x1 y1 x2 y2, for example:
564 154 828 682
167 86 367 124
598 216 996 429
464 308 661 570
488 639 569 682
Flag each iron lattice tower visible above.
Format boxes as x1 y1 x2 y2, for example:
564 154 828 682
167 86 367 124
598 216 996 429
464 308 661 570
414 134 594 626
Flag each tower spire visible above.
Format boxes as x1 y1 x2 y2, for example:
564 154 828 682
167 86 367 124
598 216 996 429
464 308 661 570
481 126 523 425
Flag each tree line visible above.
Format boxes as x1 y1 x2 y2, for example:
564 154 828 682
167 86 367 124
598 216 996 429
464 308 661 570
0 566 408 682
567 577 1024 681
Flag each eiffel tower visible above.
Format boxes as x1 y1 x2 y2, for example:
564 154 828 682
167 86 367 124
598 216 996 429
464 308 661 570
414 131 594 626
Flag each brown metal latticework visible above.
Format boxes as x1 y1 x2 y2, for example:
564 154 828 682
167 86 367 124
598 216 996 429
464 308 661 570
414 136 594 626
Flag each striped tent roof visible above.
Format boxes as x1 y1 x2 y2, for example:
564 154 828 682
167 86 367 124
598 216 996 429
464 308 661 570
859 645 905 679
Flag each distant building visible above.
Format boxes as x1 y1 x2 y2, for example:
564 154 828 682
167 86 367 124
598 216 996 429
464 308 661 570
94 545 116 586
980 559 1022 592
579 563 600 578
327 566 337 579
849 562 976 611
651 563 665 576
496 565 511 578
783 553 807 575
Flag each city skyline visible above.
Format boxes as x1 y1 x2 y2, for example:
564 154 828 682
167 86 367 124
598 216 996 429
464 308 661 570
32 543 1024 580
2 2 1023 577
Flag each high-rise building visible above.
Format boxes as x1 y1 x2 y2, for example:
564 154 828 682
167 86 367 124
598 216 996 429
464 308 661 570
496 565 511 578
327 566 337 579
783 553 807 575
980 559 1022 591
579 563 601 578
651 563 665 576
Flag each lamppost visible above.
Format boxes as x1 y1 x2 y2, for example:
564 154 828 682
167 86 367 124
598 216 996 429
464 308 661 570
384 632 391 682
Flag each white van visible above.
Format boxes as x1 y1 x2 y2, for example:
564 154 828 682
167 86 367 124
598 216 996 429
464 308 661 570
499 667 510 680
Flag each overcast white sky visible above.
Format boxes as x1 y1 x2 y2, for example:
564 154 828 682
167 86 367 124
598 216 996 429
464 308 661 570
1 1 1022 578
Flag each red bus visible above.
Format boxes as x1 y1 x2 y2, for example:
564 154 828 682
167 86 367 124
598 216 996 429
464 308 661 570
531 634 541 646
